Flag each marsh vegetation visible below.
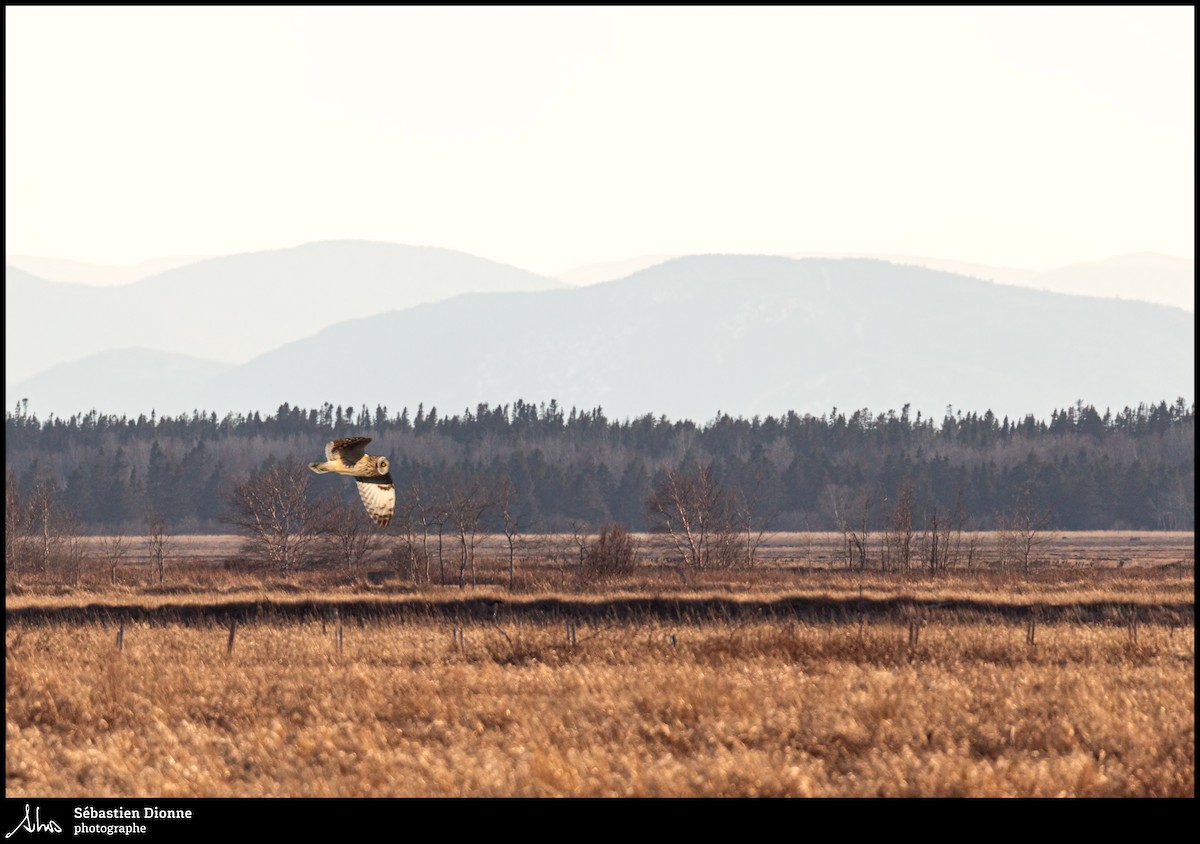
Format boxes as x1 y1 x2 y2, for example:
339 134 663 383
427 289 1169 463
6 532 1193 797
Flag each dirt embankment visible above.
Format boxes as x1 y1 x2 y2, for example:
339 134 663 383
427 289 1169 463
6 593 1193 628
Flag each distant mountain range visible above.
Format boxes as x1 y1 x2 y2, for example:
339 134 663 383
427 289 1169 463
5 240 567 385
4 254 212 286
7 248 1193 424
12 247 1192 313
561 251 1195 312
11 349 233 420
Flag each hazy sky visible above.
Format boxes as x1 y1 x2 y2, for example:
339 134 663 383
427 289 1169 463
5 6 1194 276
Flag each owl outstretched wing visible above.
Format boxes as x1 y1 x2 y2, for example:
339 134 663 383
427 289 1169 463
355 475 395 528
327 436 370 466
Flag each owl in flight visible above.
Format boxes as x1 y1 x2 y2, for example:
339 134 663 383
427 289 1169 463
309 436 395 527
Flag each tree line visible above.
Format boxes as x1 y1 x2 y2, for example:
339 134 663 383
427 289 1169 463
4 397 1194 547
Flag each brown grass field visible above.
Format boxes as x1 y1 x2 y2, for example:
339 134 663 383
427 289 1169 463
5 532 1194 797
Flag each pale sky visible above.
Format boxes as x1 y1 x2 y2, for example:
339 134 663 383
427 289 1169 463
5 6 1195 277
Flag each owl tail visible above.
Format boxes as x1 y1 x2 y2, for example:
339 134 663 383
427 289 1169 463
309 462 329 474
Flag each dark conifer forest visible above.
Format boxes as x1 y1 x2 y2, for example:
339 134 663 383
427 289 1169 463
4 397 1194 535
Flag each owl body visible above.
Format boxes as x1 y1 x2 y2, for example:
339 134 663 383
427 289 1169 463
310 436 395 527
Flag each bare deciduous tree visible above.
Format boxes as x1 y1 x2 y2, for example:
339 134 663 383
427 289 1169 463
964 533 983 573
28 480 61 575
729 481 777 569
646 462 727 570
921 493 967 576
408 482 450 585
999 486 1053 577
145 512 173 585
923 507 943 575
447 478 492 589
5 471 29 577
948 488 971 572
884 484 915 573
826 483 855 569
386 493 427 582
225 460 323 572
849 489 875 572
496 478 530 590
545 531 581 592
569 521 591 579
10 477 85 582
98 532 129 585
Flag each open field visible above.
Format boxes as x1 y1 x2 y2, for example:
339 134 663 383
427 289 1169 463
61 529 1200 568
5 613 1193 797
7 530 1195 595
6 532 1194 797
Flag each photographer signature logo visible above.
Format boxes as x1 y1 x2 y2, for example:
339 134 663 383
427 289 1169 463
6 805 62 838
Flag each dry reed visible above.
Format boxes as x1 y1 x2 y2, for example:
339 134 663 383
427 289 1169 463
6 614 1193 797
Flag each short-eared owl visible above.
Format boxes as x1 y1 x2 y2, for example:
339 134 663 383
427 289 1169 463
309 436 395 527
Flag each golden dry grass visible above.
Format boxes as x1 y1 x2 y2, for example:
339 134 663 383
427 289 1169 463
6 616 1193 797
6 532 1194 798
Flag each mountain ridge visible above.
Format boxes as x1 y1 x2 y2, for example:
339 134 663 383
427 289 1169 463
4 239 568 384
10 254 1191 425
559 251 1194 312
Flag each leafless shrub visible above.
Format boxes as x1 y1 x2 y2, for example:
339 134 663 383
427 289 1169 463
318 496 384 573
386 537 427 582
98 533 129 585
580 523 638 582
